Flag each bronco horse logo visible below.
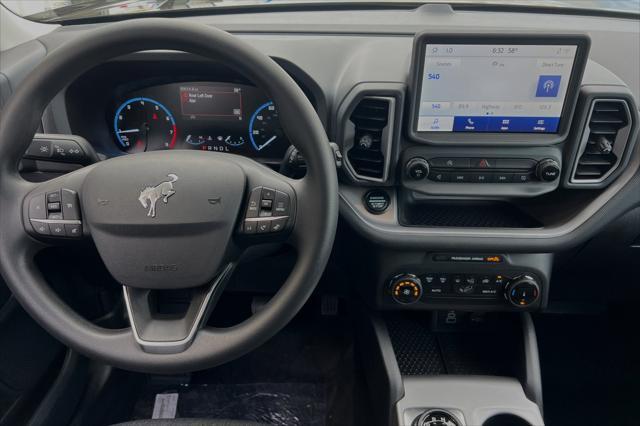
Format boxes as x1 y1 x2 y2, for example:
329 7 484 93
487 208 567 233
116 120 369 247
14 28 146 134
138 173 178 218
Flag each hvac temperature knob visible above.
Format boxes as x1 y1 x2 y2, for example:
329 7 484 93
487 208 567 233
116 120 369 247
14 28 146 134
389 274 423 304
505 275 541 308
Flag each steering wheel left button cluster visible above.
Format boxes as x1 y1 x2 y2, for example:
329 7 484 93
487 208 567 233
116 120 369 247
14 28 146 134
27 189 82 238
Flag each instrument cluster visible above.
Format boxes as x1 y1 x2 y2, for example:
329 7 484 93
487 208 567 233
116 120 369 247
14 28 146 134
112 82 290 160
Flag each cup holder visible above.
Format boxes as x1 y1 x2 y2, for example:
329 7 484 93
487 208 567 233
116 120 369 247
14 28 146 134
482 414 532 426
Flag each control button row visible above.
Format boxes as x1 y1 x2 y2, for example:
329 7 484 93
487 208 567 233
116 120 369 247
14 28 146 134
29 189 81 221
24 138 88 164
243 217 288 234
30 219 82 238
429 171 532 183
245 186 290 219
428 158 536 170
421 273 508 298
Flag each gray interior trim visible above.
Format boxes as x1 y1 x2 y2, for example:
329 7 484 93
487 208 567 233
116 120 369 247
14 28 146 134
123 263 234 355
396 376 544 426
30 219 81 225
339 135 639 250
521 312 544 414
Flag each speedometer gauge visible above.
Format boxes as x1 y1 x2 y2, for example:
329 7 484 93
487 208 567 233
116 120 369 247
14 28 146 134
114 97 177 153
249 101 284 152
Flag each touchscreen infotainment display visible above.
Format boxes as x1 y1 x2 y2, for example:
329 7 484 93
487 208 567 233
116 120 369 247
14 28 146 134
416 44 578 133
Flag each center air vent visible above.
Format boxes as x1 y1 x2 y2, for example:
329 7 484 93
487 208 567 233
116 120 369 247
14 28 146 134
571 99 631 183
346 97 395 181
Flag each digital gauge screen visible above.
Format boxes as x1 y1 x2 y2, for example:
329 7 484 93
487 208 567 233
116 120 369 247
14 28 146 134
415 44 579 133
112 82 289 160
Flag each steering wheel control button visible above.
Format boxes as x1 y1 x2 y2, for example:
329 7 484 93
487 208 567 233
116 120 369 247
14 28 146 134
243 220 257 234
260 199 273 209
246 187 261 218
47 191 61 203
406 157 430 180
389 274 423 304
30 220 50 236
29 194 47 219
274 191 290 215
64 224 82 238
50 223 66 236
270 217 287 232
364 190 390 214
256 220 271 233
61 189 81 220
261 187 275 200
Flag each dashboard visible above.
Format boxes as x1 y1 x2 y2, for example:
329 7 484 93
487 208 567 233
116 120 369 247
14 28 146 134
5 4 637 258
1 4 639 321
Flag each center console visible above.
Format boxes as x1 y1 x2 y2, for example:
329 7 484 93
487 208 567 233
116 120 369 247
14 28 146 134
342 29 638 426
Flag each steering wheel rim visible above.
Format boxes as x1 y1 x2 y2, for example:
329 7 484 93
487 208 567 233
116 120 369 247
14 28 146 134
0 18 338 373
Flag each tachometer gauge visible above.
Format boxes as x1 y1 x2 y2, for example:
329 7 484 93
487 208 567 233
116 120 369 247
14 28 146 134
249 101 283 152
114 97 177 152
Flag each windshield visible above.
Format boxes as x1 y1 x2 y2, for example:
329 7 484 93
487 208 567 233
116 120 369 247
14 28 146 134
2 0 639 23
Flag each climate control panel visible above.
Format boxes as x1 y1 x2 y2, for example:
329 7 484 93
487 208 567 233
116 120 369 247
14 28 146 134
386 270 542 310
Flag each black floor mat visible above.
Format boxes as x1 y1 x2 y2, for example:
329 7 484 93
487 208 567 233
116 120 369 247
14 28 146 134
131 383 326 425
386 313 521 377
118 307 368 426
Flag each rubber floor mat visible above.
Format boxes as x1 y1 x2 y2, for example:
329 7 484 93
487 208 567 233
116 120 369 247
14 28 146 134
131 382 327 426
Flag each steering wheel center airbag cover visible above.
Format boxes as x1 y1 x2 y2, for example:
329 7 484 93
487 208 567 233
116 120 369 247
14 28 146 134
82 150 245 288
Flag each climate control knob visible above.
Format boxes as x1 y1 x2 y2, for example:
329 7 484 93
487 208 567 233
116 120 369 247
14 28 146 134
406 158 430 180
389 274 423 304
536 158 560 182
505 275 541 307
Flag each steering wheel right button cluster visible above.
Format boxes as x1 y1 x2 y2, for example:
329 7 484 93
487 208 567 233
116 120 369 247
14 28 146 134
242 186 291 234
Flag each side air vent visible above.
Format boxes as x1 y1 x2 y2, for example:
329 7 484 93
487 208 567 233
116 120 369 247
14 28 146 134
571 99 632 183
346 97 395 182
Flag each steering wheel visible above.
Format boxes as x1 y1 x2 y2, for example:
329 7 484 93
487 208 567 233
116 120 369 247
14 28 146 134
0 19 338 373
